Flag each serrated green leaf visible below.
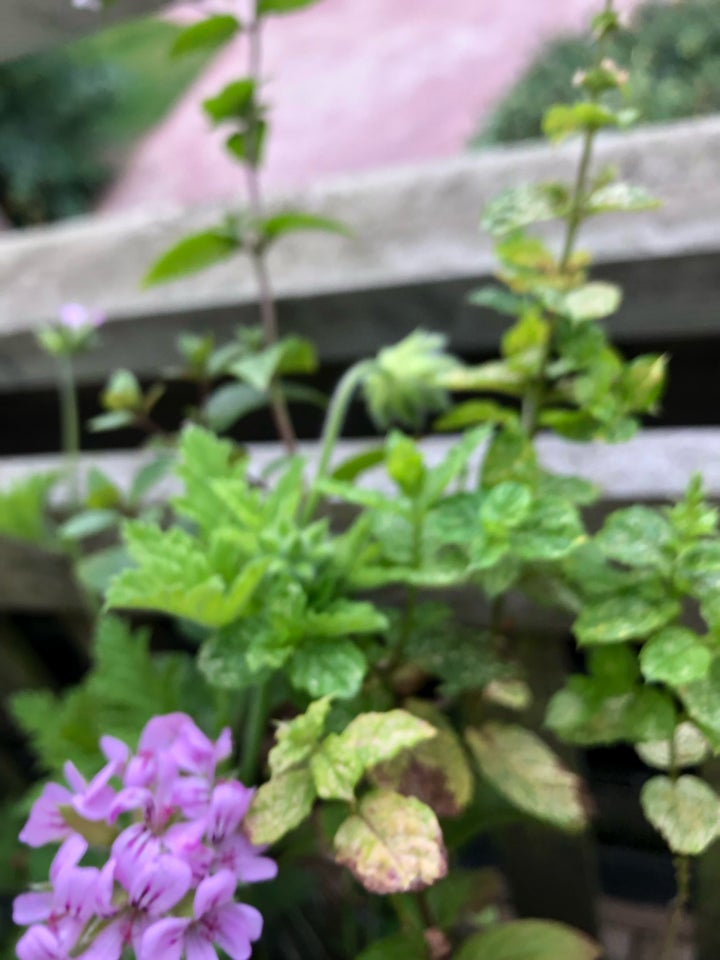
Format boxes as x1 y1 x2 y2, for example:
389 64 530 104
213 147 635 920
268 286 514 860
641 775 720 855
456 919 602 960
385 432 425 497
307 601 389 638
574 589 680 646
482 184 568 236
245 767 316 845
334 789 447 894
289 639 367 699
466 723 588 832
311 732 364 801
640 627 712 687
170 14 241 58
143 229 240 286
480 482 533 532
338 710 436 769
543 102 622 142
596 506 672 568
269 697 333 776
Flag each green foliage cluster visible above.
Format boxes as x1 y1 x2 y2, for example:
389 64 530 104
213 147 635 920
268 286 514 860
5 2 719 959
474 0 720 148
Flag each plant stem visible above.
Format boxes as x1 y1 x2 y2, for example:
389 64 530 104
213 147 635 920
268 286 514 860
240 680 269 785
303 359 371 521
245 9 297 454
660 856 691 960
58 354 81 506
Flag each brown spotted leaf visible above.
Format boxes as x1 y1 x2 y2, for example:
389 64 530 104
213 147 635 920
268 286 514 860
334 789 447 893
371 700 473 817
245 767 316 845
466 723 588 832
455 919 602 960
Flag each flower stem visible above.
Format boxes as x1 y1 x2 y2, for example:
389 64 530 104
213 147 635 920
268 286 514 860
303 359 371 521
245 9 297 454
660 856 691 960
58 354 81 506
240 680 269 785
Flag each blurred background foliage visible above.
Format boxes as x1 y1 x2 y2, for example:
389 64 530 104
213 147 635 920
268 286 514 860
0 18 212 227
473 0 720 147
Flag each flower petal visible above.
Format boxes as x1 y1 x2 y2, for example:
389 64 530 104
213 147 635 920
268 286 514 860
50 834 88 882
76 918 125 960
138 713 189 754
193 870 236 920
185 930 218 960
214 728 233 765
19 783 73 847
12 893 53 926
171 776 211 819
16 925 65 960
112 823 161 890
100 735 130 766
130 855 192 915
54 867 101 922
214 903 263 960
216 834 277 883
139 918 190 960
206 783 254 845
63 761 86 793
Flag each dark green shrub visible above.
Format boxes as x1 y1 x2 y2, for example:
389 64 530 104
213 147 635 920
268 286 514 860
474 0 720 147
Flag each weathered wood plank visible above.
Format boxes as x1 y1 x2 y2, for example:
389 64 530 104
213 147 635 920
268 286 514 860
0 118 719 389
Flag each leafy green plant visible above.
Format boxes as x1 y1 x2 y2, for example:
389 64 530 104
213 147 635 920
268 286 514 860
9 2 720 960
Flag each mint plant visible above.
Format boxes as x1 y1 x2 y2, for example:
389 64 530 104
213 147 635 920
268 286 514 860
7 1 718 959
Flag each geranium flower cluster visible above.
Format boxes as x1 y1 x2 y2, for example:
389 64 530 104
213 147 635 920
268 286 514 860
14 713 277 960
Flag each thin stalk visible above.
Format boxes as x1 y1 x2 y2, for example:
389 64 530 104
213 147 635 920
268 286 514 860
660 856 691 960
303 360 371 521
58 354 81 506
245 10 297 453
240 680 269 784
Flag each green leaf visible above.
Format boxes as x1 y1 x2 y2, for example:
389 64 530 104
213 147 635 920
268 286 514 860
587 182 660 215
433 400 516 431
106 522 269 628
637 722 711 771
679 658 720 740
205 382 267 432
311 733 364 802
480 482 533 533
543 102 623 142
443 361 526 396
455 919 602 960
641 775 720 855
245 767 316 845
560 282 622 323
596 506 672 568
466 723 588 832
203 78 256 123
128 455 175 506
170 15 241 58
59 509 120 541
355 931 428 960
334 790 447 894
468 285 526 316
289 639 367 699
338 710 436 769
143 229 240 286
511 497 585 562
307 601 389 638
640 627 712 687
482 184 568 236
575 589 680 646
259 210 350 244
385 433 425 496
0 473 55 543
269 697 333 775
77 545 129 595
88 410 136 433
332 446 386 482
258 0 324 13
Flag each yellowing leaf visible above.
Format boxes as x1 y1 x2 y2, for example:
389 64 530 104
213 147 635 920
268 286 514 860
466 723 588 832
268 697 332 776
334 789 447 893
641 775 720 856
245 768 316 845
338 710 436 768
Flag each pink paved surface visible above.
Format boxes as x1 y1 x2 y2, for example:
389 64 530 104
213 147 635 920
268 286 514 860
101 0 642 215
